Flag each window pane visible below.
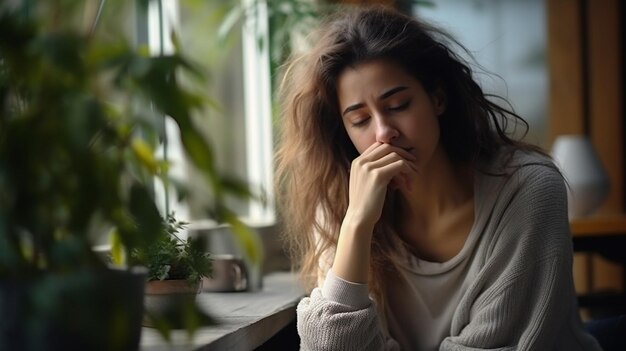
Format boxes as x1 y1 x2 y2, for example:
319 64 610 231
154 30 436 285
162 1 274 223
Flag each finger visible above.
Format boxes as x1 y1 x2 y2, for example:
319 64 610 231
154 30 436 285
360 143 416 163
360 141 383 156
386 144 417 162
365 152 406 172
370 158 413 185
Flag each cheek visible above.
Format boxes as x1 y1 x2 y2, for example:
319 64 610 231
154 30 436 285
414 116 441 152
412 107 440 136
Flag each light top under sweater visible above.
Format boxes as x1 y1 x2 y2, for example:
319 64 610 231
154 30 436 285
297 150 603 350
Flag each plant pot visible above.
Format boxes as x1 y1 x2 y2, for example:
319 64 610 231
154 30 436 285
0 266 146 351
143 279 203 328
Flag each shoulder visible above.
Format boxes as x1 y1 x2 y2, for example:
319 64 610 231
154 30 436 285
483 147 565 198
507 148 561 178
477 148 571 252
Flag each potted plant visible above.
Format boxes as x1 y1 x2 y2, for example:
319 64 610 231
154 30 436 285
130 213 214 334
0 1 253 349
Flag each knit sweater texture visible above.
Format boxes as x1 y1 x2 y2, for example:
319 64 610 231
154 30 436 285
297 150 603 350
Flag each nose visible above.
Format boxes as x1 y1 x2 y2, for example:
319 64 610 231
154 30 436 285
375 117 399 144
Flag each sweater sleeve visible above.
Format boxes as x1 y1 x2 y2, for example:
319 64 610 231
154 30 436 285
441 163 600 350
297 269 400 351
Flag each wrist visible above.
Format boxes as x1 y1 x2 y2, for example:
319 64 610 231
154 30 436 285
333 214 374 284
339 218 374 245
343 208 377 234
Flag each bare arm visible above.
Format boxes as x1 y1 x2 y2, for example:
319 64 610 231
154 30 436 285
297 142 415 351
332 142 417 283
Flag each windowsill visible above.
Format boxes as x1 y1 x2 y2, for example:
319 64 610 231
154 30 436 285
186 217 277 231
140 271 304 350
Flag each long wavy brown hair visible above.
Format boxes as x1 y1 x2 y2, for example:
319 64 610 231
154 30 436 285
274 6 543 300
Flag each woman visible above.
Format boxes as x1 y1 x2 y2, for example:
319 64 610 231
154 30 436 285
275 5 602 350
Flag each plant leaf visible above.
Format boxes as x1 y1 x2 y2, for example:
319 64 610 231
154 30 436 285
222 210 262 266
217 4 243 43
109 228 125 266
128 183 165 250
131 138 158 174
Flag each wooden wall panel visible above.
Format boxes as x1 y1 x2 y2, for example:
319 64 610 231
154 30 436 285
586 0 624 304
548 0 586 140
548 0 625 310
588 0 624 214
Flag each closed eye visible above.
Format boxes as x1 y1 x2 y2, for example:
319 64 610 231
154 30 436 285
351 117 370 127
388 101 410 111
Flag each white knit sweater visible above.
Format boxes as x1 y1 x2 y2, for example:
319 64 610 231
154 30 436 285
297 150 603 350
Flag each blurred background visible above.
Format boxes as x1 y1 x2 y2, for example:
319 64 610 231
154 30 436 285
3 0 624 322
146 0 626 320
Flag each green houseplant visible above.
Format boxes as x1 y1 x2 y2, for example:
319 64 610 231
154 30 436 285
132 213 214 334
134 214 212 288
0 1 254 349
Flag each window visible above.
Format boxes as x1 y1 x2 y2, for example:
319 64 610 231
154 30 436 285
145 0 276 227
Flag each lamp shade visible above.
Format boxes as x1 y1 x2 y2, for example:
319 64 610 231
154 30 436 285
550 135 610 219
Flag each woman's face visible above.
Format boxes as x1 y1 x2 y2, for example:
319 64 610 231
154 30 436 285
336 59 446 173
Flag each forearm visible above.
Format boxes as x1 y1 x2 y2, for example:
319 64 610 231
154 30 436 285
331 211 374 284
297 271 398 351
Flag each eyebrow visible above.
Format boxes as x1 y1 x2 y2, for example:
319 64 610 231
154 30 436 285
342 86 409 116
